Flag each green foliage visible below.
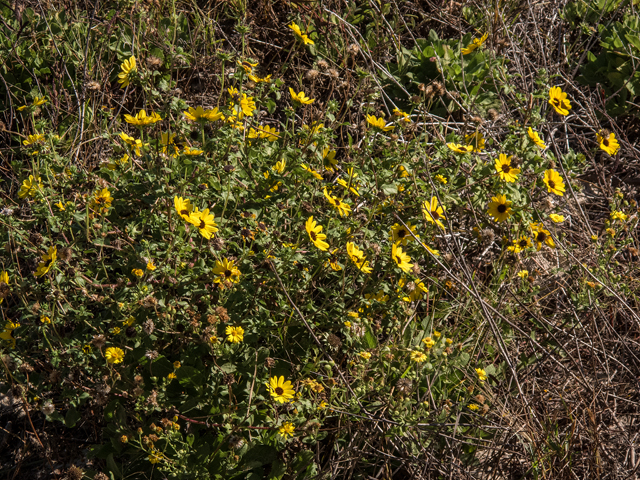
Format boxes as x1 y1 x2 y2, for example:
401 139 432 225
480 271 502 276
578 14 640 116
387 30 505 117
1 2 639 479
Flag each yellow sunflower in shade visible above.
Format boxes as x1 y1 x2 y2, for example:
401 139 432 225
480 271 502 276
0 271 9 304
398 277 428 302
268 376 296 403
35 246 57 277
323 187 351 217
105 347 125 364
346 242 373 274
548 86 571 115
212 258 241 285
279 422 296 438
390 222 418 245
18 175 43 198
225 325 244 343
301 164 323 180
366 114 395 132
446 143 474 153
507 236 532 253
323 148 337 171
393 107 411 123
0 321 20 348
117 56 136 88
527 127 546 149
494 154 520 183
422 196 446 230
391 244 413 273
461 33 488 55
530 223 555 250
289 22 314 45
326 248 342 271
596 130 620 155
119 133 146 156
487 194 512 222
188 208 218 239
174 196 193 221
305 216 329 251
289 88 314 105
543 169 565 196
465 132 485 152
89 188 113 215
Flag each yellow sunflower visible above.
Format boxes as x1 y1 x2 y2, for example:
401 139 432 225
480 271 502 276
174 196 193 222
188 208 218 239
289 23 314 45
548 86 571 116
390 222 417 245
527 127 546 149
422 196 446 230
487 194 512 223
305 216 330 251
391 244 413 273
212 258 241 285
35 246 57 277
461 33 488 55
410 350 427 363
346 242 372 274
18 175 43 198
105 347 125 364
366 114 394 132
596 130 619 156
543 169 565 196
268 376 296 403
507 236 532 253
117 56 136 88
124 109 162 126
494 154 520 183
530 223 555 250
465 131 485 152
446 143 474 153
289 88 314 105
279 422 296 438
225 325 244 343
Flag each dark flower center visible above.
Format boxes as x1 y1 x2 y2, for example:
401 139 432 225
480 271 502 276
224 269 232 277
552 98 561 107
603 139 609 146
431 210 440 220
537 232 547 242
45 258 54 268
497 204 507 213
199 219 206 229
548 180 555 189
519 240 528 247
310 231 317 241
96 197 105 204
502 164 510 173
180 209 188 216
395 255 402 264
275 387 284 395
398 229 406 238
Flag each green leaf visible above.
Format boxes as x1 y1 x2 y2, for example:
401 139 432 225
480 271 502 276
364 327 378 349
65 406 81 428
